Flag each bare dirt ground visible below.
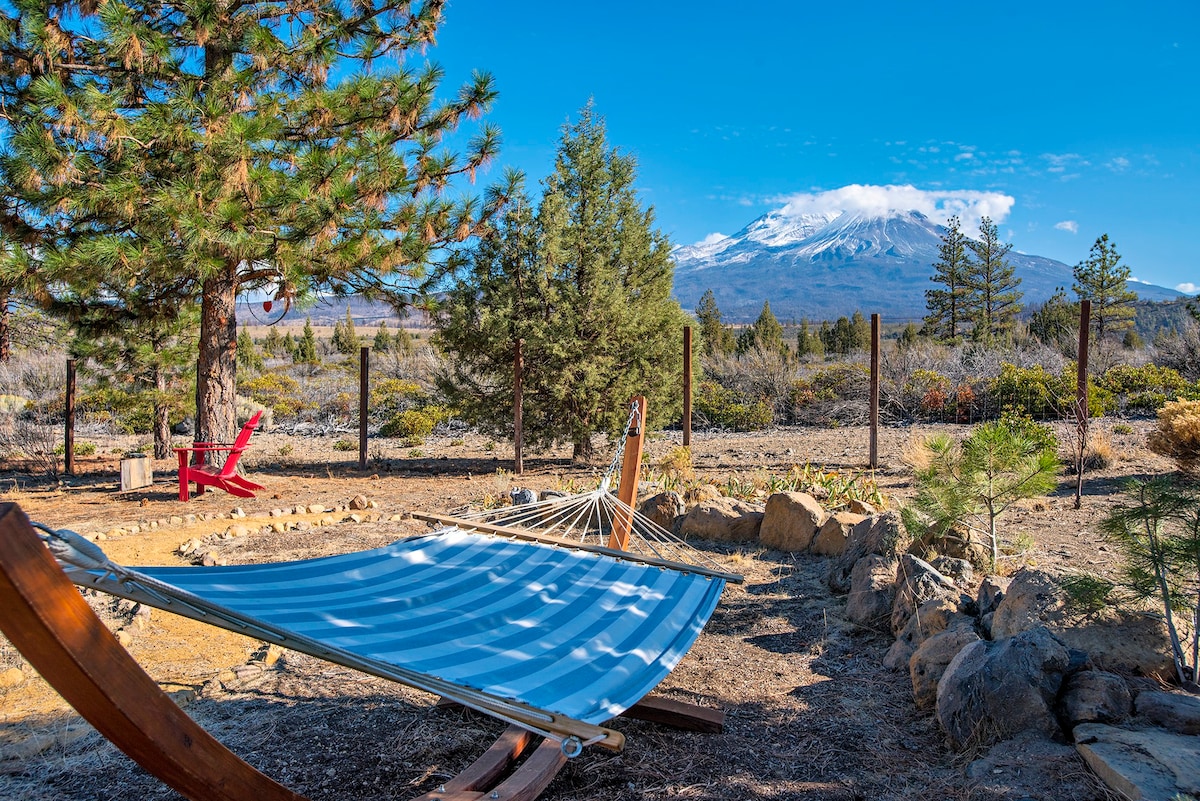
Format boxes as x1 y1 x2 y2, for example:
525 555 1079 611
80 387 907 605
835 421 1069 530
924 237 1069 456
0 420 1169 800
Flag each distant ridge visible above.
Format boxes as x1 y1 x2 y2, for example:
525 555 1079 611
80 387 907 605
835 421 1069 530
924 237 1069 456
671 208 1184 323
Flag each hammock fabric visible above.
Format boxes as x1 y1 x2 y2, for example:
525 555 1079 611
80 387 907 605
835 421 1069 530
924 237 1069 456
64 527 726 749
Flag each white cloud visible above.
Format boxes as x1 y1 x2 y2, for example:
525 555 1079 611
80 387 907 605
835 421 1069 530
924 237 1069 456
954 152 975 161
700 233 729 245
1177 282 1199 294
771 184 1015 232
1107 156 1131 172
1055 220 1079 234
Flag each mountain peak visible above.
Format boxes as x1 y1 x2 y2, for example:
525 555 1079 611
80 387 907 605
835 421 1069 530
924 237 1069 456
672 204 1183 321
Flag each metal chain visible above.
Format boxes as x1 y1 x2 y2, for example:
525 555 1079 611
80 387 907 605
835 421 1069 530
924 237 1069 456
599 400 642 491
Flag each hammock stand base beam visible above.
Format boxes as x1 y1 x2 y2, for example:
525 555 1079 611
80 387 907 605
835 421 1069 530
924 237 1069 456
0 502 569 801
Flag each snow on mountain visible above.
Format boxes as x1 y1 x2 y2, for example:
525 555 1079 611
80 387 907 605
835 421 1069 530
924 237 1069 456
671 207 1184 322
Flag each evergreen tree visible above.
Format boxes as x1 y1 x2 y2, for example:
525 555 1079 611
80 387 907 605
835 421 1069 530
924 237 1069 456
850 310 870 352
282 332 297 357
70 291 197 458
236 325 263 374
393 323 414 357
2 1 505 446
924 215 970 343
373 322 393 354
436 180 548 436
796 319 823 361
337 309 360 354
899 322 919 349
437 106 689 460
293 319 319 365
737 300 786 359
1027 288 1080 349
963 217 1022 342
262 327 285 358
1073 234 1138 343
821 316 854 356
695 289 734 355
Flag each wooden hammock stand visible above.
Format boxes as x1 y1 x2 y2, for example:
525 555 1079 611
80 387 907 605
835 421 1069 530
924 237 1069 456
0 396 723 801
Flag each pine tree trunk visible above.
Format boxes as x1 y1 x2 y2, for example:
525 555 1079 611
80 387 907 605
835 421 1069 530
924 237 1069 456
0 287 10 362
195 263 239 448
153 365 170 460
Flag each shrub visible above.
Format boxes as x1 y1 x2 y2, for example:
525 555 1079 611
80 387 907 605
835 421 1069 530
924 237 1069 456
989 363 1113 420
381 409 434 443
694 381 773 431
1147 399 1200 474
1081 430 1117 471
655 446 695 482
788 363 870 425
241 372 304 419
998 411 1061 459
332 439 356 452
1099 364 1193 415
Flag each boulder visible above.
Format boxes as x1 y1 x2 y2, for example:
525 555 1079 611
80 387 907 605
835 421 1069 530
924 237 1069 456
1136 690 1200 735
936 626 1073 750
891 555 958 635
929 556 974 587
976 575 1010 618
811 510 867 557
882 596 964 670
759 492 826 551
845 554 897 630
638 491 686 532
1075 723 1200 801
826 510 908 593
909 617 981 710
967 733 1106 801
992 568 1176 679
1059 670 1133 730
847 499 878 516
678 497 764 542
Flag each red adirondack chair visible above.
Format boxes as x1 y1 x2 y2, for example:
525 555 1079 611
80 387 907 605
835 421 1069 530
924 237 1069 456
175 411 266 502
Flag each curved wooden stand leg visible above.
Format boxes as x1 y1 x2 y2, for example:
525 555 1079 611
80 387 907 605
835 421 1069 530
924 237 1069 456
0 503 568 801
0 503 308 801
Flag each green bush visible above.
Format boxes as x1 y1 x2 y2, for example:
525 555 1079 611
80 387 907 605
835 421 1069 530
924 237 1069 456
1098 364 1197 414
381 409 435 442
332 439 356 451
990 363 1113 420
694 381 773 431
998 411 1060 458
241 372 306 418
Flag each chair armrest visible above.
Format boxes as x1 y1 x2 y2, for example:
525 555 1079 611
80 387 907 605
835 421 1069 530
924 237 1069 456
174 445 236 454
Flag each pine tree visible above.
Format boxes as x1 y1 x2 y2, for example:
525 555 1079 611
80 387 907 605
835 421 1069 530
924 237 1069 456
1027 288 1080 350
737 300 786 358
338 309 360 354
69 291 197 458
1073 234 1138 343
963 217 1023 342
2 1 505 445
899 322 919 349
437 106 689 460
435 180 548 436
262 327 285 358
293 319 319 365
850 310 870 352
282 332 297 357
796 319 823 361
695 289 734 355
822 316 854 356
236 325 263 374
924 215 970 343
373 322 393 354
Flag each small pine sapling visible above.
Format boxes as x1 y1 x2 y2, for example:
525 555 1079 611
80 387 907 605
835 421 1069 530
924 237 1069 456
906 420 1059 572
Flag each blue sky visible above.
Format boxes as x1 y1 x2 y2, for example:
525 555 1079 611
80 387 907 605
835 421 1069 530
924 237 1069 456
428 1 1198 293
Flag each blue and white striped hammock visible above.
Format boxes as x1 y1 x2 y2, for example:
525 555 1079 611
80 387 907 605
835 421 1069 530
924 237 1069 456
50 518 730 755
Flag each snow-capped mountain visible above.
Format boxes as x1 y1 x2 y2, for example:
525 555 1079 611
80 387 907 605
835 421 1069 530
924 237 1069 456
671 209 1184 322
